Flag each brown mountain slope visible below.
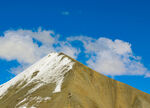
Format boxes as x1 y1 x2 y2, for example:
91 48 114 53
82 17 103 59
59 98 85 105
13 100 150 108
0 52 150 108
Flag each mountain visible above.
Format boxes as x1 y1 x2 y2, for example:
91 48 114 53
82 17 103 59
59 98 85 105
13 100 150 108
0 52 150 108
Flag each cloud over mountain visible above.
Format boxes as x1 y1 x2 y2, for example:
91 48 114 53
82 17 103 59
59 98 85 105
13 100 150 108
0 28 79 74
0 28 149 77
68 36 149 76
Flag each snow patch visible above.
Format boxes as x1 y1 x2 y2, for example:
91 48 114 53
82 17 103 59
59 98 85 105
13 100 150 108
31 96 51 103
16 96 51 108
53 77 64 93
27 83 43 95
18 103 28 108
44 97 51 101
16 98 27 106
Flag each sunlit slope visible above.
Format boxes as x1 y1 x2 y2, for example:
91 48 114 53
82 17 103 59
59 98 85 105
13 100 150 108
0 52 150 108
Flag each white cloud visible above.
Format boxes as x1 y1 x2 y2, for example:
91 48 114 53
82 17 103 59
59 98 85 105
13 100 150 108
56 42 80 59
0 28 149 77
0 28 79 74
68 36 150 76
146 73 150 77
10 64 28 75
61 11 70 15
0 29 55 64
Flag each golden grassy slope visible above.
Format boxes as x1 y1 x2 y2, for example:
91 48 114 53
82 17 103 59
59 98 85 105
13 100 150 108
0 53 150 108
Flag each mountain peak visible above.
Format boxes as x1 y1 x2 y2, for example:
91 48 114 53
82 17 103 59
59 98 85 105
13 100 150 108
0 52 74 98
0 52 150 108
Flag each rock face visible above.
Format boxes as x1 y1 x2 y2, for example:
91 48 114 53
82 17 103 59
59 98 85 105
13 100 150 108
0 52 150 108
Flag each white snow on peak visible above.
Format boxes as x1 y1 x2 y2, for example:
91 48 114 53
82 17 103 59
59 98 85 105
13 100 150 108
53 77 64 93
0 52 74 98
16 98 27 106
16 96 51 108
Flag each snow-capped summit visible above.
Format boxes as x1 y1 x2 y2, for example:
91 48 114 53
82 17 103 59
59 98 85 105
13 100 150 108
0 52 74 98
0 52 150 108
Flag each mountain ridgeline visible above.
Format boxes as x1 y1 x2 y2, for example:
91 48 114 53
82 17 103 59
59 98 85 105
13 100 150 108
0 52 150 108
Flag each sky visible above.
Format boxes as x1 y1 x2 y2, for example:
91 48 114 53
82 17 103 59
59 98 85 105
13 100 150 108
0 0 150 93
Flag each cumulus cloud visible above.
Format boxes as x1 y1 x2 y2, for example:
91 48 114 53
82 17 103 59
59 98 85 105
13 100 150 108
68 36 150 76
0 28 149 77
0 28 79 74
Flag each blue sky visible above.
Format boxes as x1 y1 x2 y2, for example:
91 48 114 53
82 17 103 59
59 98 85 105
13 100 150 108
0 0 150 93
